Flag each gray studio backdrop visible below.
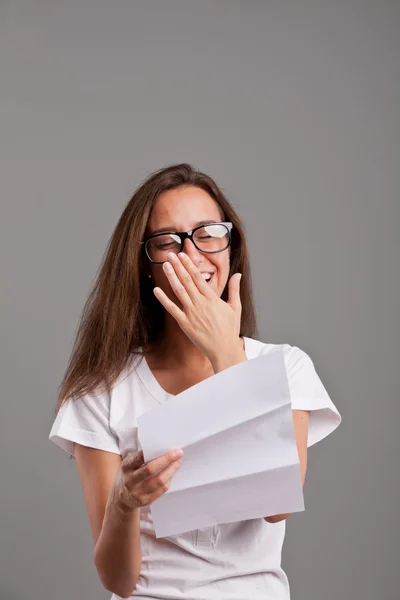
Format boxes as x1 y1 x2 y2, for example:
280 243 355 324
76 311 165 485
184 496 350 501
1 1 398 599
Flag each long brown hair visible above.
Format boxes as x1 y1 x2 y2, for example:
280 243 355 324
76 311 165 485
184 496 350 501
56 163 258 412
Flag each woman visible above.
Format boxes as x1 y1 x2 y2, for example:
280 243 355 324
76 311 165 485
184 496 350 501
49 163 341 599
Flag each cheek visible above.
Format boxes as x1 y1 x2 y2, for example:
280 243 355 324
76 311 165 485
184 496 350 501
215 256 230 281
220 253 230 271
151 265 168 286
152 267 179 298
153 266 168 287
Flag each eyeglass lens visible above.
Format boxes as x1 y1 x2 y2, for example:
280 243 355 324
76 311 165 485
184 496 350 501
146 224 230 263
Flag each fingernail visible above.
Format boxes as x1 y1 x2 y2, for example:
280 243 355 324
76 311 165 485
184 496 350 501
172 449 183 459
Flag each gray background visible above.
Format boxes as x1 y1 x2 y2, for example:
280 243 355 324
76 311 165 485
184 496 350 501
1 1 398 599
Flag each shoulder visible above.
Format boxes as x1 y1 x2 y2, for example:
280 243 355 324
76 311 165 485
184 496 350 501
244 336 309 366
244 337 342 446
244 336 317 390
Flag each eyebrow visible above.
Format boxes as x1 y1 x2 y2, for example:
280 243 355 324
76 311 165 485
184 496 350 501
149 220 219 236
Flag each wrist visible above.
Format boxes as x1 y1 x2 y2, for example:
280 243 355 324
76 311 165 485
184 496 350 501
110 483 140 521
210 343 247 374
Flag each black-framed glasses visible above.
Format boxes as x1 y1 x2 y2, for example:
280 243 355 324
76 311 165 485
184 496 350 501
140 222 233 264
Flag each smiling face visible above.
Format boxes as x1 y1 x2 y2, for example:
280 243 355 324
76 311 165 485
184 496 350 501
145 186 231 304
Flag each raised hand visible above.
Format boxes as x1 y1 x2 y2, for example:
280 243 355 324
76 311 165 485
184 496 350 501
152 251 245 369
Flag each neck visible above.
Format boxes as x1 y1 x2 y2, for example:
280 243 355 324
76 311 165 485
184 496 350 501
149 314 211 371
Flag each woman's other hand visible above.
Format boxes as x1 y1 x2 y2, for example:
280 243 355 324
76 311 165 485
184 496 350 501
111 448 184 512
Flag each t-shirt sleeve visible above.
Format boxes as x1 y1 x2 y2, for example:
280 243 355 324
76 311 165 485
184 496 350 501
48 390 121 458
284 345 342 447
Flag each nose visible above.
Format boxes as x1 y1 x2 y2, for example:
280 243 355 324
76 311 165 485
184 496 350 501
182 237 203 266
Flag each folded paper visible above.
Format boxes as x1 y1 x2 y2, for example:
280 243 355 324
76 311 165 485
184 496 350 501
137 349 305 538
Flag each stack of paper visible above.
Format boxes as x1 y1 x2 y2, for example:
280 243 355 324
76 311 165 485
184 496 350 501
137 349 304 538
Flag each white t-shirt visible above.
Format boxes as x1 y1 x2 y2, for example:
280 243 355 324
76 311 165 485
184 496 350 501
49 337 341 600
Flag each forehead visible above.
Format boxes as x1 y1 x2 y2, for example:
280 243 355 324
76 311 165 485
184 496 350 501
147 186 222 231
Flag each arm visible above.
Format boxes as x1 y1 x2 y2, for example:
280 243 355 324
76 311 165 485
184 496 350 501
74 444 141 598
264 409 310 523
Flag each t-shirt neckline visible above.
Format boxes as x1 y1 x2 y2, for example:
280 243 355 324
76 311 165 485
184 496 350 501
137 336 249 405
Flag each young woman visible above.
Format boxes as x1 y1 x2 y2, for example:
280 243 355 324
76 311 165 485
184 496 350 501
49 163 341 599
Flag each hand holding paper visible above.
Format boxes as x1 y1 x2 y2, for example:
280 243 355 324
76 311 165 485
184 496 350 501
137 349 305 538
112 448 184 512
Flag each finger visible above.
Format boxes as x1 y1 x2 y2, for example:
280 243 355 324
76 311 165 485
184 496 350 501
136 449 183 481
142 475 175 506
153 287 186 324
144 457 182 493
153 286 186 323
167 253 203 301
162 260 193 307
177 252 215 298
227 273 242 312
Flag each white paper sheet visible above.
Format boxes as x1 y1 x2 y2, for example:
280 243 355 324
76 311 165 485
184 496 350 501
137 349 305 538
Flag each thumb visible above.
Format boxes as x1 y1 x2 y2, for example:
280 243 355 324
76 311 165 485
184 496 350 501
227 273 242 312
